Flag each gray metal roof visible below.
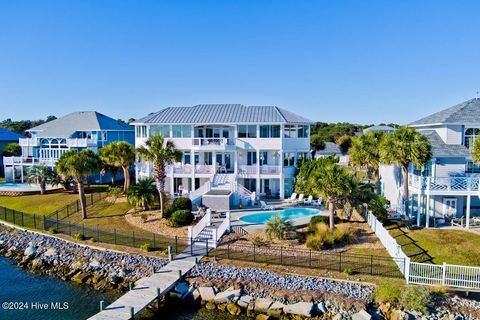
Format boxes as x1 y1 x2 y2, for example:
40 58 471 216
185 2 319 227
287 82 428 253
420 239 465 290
315 142 343 155
0 127 24 142
421 130 469 158
410 98 480 126
132 104 313 125
363 125 396 133
28 111 133 138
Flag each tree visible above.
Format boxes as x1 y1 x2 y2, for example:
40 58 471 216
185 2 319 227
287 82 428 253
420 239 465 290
26 164 56 195
471 138 480 164
335 135 352 153
56 150 100 219
127 177 156 211
380 126 431 217
349 131 384 183
99 142 135 192
313 161 352 230
136 135 182 218
2 143 21 156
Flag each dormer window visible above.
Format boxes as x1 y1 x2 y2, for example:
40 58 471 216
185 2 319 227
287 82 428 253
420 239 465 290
464 128 480 149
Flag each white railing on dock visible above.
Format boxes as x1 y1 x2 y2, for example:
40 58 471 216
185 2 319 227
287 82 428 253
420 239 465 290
367 212 480 290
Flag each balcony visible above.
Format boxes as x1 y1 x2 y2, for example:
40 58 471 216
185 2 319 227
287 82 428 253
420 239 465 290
66 138 98 148
19 138 39 147
3 156 56 166
238 165 281 176
260 165 281 175
408 173 480 194
192 138 235 150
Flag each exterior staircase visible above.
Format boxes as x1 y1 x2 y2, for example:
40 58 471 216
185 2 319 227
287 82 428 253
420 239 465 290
188 211 231 248
211 173 234 190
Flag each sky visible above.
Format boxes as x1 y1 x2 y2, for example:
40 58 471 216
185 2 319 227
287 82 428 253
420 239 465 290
1 0 479 125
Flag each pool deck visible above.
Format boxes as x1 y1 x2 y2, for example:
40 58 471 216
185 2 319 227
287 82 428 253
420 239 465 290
230 204 330 234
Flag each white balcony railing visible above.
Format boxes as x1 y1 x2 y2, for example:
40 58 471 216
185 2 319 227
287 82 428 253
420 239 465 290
66 138 98 148
3 156 56 167
18 138 39 147
260 165 281 175
408 173 480 192
238 165 257 175
192 138 234 148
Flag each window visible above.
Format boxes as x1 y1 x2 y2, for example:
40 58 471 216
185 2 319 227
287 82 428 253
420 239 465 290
413 162 432 176
297 152 309 164
260 151 268 165
284 152 295 166
172 125 191 138
284 125 297 138
297 125 310 138
194 153 200 165
101 131 107 141
184 152 191 165
238 125 257 138
136 126 147 138
466 161 480 173
247 151 257 166
150 125 170 137
260 125 281 138
464 128 480 149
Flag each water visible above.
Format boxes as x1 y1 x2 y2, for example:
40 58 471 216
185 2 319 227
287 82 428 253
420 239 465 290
239 207 321 224
0 256 119 320
0 183 40 191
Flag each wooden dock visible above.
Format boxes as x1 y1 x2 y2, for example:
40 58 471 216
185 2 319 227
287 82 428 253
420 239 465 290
88 245 204 320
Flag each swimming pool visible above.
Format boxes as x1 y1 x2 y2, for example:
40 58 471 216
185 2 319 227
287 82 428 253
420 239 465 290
0 183 41 191
239 208 321 224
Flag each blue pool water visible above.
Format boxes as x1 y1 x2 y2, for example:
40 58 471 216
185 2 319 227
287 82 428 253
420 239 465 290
239 208 321 224
0 183 40 190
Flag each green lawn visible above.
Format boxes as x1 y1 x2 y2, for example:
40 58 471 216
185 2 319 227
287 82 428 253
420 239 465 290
0 185 108 215
0 192 81 214
386 222 480 266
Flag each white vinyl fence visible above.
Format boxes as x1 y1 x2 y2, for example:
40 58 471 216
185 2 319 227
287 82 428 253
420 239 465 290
367 212 480 290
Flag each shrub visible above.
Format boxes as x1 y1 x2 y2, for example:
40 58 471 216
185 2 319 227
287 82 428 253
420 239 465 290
47 228 57 234
140 243 152 252
369 195 390 223
306 223 334 250
107 186 123 198
265 214 294 240
140 213 149 222
251 236 267 247
164 197 192 219
309 215 339 232
332 224 355 244
72 233 85 241
169 210 194 227
372 282 402 305
399 286 433 314
343 267 354 275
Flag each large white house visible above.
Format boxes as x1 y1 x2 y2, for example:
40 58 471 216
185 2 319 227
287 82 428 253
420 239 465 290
380 98 480 228
132 104 312 207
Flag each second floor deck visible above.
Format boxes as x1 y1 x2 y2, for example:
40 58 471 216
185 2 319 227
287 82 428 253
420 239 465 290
408 173 480 195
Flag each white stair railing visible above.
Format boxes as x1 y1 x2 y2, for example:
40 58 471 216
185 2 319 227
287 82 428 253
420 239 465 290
212 212 231 248
188 181 211 201
188 209 211 244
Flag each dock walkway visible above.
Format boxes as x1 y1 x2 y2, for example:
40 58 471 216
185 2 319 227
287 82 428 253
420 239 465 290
88 244 205 320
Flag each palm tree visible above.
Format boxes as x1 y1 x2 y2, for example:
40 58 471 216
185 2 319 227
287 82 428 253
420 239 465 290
99 141 135 192
380 126 431 217
56 150 100 219
26 164 56 195
136 135 182 218
265 214 294 240
313 161 352 231
127 177 156 211
471 138 480 164
349 131 384 184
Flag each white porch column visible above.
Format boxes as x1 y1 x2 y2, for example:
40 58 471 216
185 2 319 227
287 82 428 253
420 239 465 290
416 193 421 227
425 194 430 228
169 167 175 196
466 195 471 229
279 175 285 200
256 150 261 193
233 152 238 175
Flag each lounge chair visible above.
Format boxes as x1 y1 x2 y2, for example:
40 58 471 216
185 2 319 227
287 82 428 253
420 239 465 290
312 197 322 207
260 200 274 210
295 194 304 205
304 195 313 205
285 193 297 203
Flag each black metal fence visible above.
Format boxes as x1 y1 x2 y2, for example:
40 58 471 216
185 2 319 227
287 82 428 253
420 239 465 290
210 242 405 278
0 205 190 255
45 192 108 220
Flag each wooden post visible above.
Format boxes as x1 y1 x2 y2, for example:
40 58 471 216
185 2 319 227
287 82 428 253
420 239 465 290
156 288 161 305
100 300 105 311
130 306 134 319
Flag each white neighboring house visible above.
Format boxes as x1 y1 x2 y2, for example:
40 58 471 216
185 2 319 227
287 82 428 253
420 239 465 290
314 142 349 166
132 104 313 207
380 98 480 228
